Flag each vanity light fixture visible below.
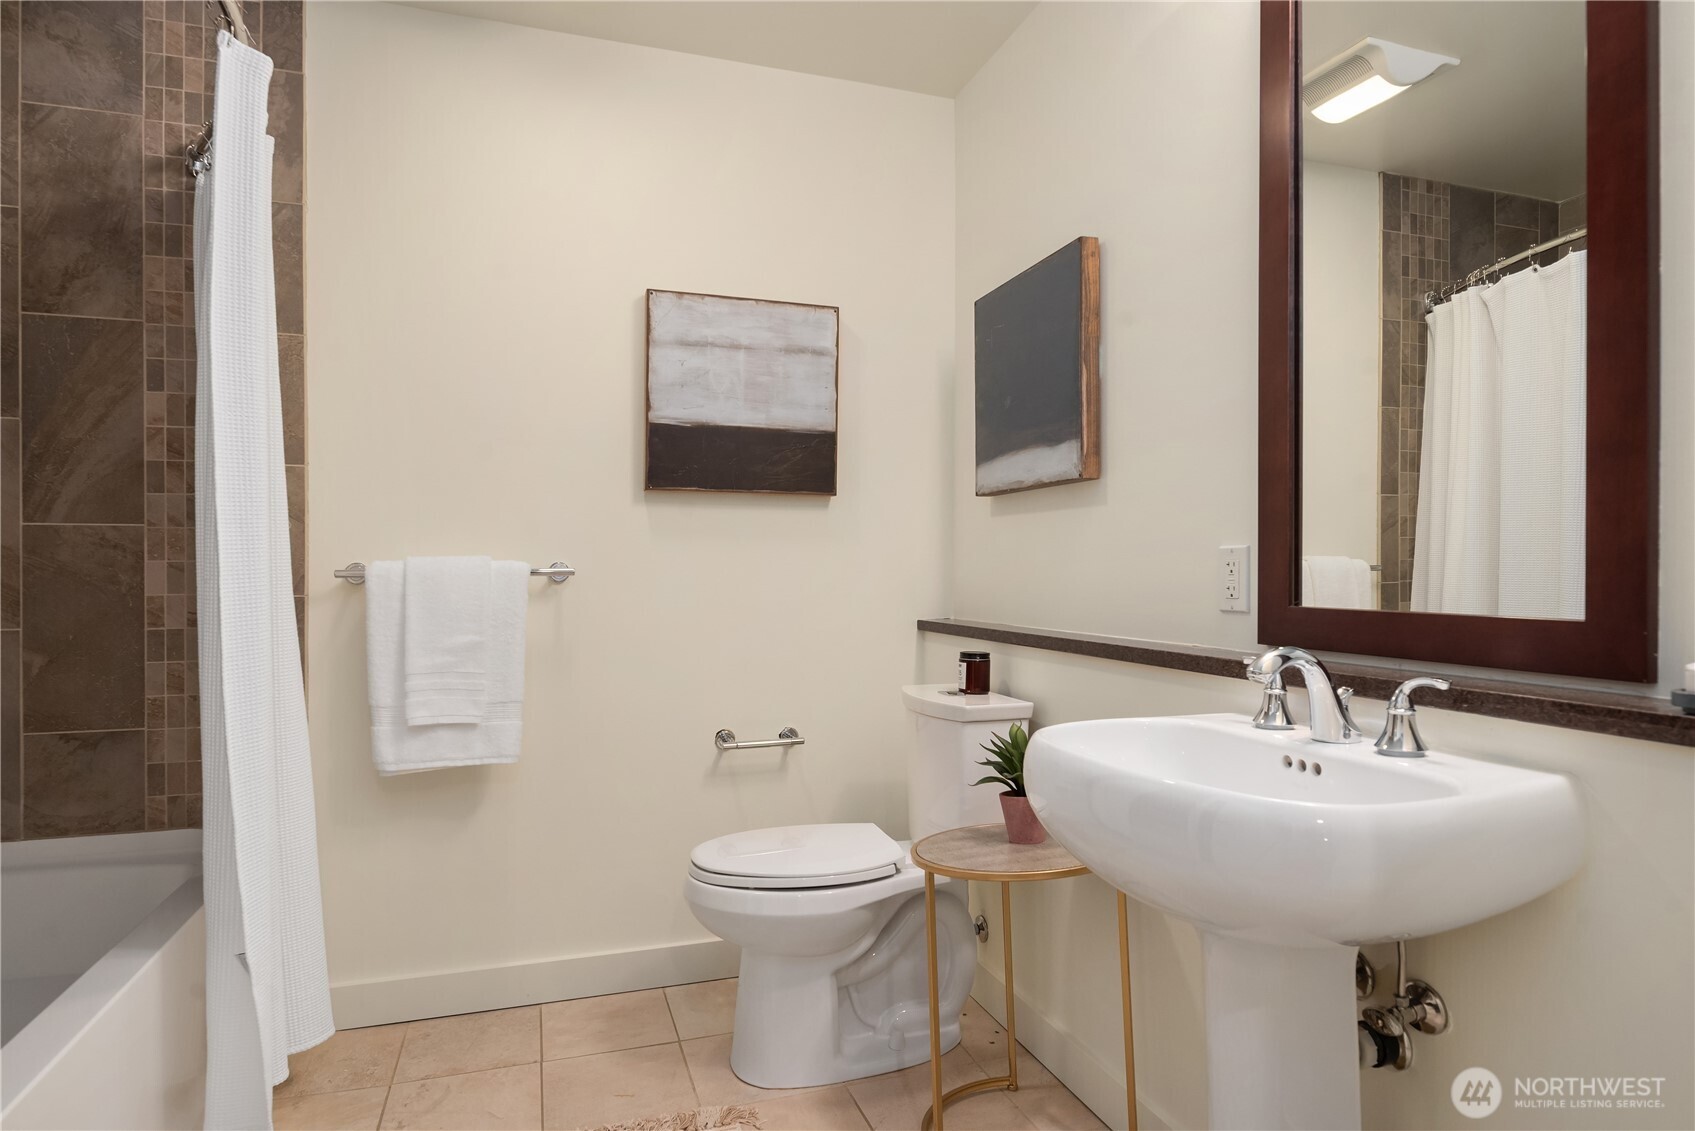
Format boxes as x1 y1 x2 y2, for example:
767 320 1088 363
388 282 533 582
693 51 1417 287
1302 37 1458 124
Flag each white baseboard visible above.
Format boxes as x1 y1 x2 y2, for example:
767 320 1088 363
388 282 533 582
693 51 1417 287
971 964 1175 1131
330 938 741 1029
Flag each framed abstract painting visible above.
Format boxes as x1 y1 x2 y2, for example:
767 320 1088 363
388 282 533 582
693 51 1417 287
973 237 1102 495
645 289 840 495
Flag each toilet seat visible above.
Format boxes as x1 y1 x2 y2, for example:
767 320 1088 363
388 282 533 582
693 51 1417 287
689 824 904 890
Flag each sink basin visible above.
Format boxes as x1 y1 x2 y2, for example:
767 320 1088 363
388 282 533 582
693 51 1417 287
1025 713 1584 1130
1025 712 1583 947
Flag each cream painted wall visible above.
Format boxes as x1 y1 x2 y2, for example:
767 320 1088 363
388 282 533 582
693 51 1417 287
298 0 1695 1124
953 2 1261 647
951 3 1695 1131
1300 160 1381 574
304 1 954 1011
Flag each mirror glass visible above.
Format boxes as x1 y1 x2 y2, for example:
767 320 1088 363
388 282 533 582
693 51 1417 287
1297 1 1587 618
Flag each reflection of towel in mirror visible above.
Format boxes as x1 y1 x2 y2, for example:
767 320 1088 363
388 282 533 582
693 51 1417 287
1302 556 1374 609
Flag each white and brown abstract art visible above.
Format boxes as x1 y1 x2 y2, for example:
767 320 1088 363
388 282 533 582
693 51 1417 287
645 290 840 495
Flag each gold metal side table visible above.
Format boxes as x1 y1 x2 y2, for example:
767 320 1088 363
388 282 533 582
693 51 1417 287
911 824 1139 1131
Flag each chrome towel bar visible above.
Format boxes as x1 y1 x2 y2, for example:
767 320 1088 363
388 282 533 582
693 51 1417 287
334 561 576 585
715 727 804 751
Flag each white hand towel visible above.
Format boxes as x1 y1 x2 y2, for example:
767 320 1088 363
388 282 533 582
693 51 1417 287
403 556 492 724
367 560 530 774
1302 556 1374 609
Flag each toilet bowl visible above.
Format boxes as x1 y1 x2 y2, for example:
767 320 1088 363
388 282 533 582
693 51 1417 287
684 823 976 1088
684 685 1033 1089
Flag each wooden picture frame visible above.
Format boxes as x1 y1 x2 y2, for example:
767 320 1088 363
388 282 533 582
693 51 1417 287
644 289 840 496
973 237 1102 496
1258 1 1660 681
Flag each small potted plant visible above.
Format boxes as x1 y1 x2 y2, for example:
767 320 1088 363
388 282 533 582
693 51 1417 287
974 723 1047 845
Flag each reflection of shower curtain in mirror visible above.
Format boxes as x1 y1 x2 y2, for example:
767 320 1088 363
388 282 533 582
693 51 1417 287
1412 251 1586 619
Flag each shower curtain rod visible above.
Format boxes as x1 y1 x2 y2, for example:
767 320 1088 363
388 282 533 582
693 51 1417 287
1424 226 1588 312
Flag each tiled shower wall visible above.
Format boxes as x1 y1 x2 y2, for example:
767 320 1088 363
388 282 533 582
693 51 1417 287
1 0 304 839
1375 173 1581 611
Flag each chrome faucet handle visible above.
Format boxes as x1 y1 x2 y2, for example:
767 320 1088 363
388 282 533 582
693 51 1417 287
1336 687 1363 739
1386 676 1451 710
1374 677 1453 758
1244 658 1296 729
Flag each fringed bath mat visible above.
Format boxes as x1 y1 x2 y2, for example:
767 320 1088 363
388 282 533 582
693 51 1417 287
590 1104 762 1131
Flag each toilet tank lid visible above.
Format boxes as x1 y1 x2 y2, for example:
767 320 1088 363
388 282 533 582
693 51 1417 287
691 823 904 880
901 684 1034 723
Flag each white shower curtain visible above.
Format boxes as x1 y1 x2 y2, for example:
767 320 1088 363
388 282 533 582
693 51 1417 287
195 30 333 1130
1412 251 1587 618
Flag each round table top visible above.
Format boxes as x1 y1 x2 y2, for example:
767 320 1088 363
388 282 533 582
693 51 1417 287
910 824 1089 882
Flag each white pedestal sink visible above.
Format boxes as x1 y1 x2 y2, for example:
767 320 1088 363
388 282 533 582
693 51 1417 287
1025 713 1584 1131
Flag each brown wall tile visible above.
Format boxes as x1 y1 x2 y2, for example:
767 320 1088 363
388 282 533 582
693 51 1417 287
20 102 143 318
1 417 16 628
272 201 302 333
263 1 303 72
1 2 18 209
1449 185 1494 281
1493 224 1539 263
269 66 303 205
20 523 144 732
1378 319 1400 408
1560 194 1588 234
21 314 145 523
287 462 305 595
1494 193 1541 232
8 0 305 837
21 728 145 837
2 205 17 416
2 629 18 840
20 1 143 114
279 332 303 464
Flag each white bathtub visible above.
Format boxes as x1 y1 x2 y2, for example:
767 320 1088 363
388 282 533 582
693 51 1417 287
1 830 207 1130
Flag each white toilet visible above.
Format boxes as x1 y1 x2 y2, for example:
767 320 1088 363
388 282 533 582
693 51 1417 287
683 685 1034 1089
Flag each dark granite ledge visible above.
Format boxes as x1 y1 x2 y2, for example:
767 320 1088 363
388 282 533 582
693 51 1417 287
918 618 1695 749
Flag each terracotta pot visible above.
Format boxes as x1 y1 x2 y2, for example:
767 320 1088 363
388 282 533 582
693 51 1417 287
999 792 1047 845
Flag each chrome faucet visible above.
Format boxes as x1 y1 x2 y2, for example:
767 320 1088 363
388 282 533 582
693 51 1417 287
1373 677 1452 757
1245 646 1364 743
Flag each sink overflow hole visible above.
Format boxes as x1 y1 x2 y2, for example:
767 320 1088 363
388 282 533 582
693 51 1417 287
1312 762 1323 775
1297 759 1308 772
1282 755 1293 768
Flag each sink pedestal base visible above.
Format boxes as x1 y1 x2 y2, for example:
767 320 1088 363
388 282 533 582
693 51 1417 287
1202 933 1360 1131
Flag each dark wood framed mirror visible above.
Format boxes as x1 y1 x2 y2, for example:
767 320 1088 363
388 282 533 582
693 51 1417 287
1258 0 1659 681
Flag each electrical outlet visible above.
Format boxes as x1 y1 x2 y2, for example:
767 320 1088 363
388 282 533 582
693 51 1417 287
1219 544 1250 612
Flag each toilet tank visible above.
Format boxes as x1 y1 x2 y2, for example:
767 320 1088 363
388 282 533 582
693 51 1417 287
901 685 1035 841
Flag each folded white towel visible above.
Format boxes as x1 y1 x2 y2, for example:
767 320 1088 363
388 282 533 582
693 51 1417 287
403 556 492 724
1302 556 1375 610
367 560 529 775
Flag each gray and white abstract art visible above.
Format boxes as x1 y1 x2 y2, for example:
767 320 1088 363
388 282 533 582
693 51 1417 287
973 238 1101 495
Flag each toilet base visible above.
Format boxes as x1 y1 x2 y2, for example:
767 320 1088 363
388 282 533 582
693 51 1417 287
729 968 964 1089
725 887 974 1089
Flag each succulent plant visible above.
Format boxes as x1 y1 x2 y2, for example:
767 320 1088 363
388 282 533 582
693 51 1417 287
973 723 1030 797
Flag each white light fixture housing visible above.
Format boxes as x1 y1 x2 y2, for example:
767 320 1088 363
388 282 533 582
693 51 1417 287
1302 37 1459 124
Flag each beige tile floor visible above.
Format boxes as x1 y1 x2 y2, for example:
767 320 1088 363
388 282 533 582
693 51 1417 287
273 979 1107 1131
